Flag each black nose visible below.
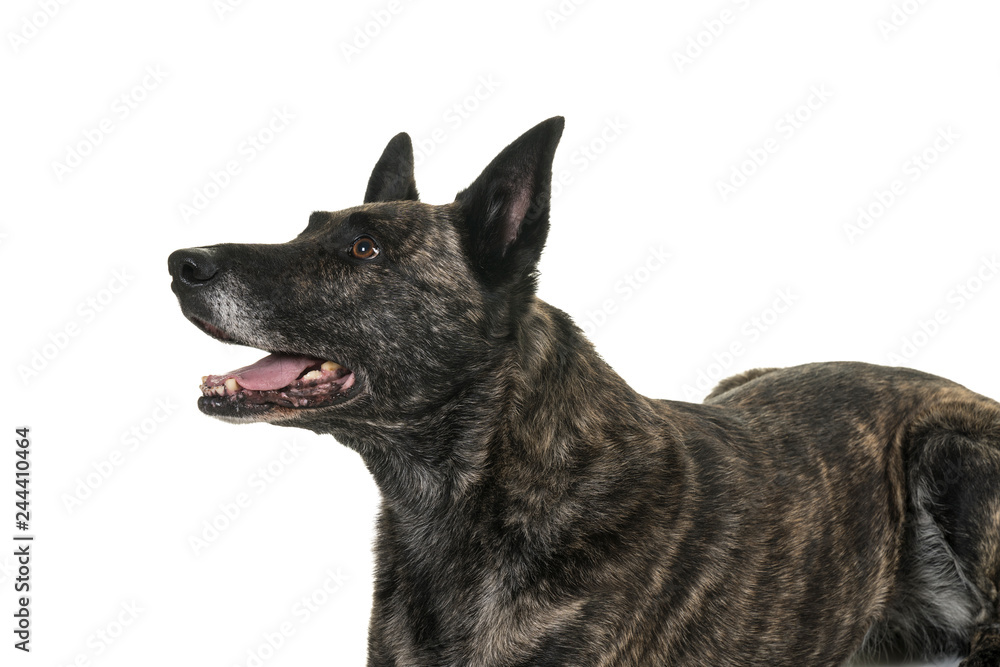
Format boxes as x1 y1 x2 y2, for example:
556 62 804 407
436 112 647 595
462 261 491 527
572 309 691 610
168 247 221 288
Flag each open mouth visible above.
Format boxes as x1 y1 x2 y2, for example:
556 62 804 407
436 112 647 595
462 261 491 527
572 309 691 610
191 319 358 418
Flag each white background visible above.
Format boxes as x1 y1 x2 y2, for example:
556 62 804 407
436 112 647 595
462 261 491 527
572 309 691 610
2 0 998 665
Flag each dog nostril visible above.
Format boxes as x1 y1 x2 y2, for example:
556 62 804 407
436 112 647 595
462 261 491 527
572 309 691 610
180 259 215 284
170 249 220 287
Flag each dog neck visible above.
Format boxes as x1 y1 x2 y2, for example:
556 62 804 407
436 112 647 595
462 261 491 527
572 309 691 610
355 298 674 534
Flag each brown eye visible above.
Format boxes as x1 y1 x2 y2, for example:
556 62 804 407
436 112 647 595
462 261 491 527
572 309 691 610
350 236 379 260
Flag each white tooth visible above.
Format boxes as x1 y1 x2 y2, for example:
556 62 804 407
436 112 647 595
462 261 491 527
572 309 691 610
302 370 323 382
320 361 342 372
214 385 226 396
225 378 240 394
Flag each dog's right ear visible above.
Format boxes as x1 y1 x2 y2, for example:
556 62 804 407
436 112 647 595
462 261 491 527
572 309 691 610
364 132 419 203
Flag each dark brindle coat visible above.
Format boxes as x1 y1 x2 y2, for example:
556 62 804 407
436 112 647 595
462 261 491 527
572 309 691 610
169 117 1000 666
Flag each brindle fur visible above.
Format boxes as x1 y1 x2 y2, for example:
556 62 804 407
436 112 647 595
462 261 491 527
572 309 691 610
168 118 1000 666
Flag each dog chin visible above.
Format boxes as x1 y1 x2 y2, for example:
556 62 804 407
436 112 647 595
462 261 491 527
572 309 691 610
197 389 362 425
197 397 284 424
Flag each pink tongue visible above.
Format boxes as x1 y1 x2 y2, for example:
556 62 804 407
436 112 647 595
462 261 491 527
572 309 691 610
224 353 320 391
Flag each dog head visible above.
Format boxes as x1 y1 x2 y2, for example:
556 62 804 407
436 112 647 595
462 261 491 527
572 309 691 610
168 117 565 438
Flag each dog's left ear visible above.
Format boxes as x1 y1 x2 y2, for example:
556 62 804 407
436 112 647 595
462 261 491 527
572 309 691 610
365 132 420 203
455 116 565 289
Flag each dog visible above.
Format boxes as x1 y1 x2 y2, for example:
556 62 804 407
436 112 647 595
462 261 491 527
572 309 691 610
168 117 1000 666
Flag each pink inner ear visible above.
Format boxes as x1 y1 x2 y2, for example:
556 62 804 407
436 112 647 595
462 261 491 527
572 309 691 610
503 187 532 247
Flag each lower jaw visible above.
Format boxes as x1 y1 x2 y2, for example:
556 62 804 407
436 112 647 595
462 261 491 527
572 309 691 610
198 396 279 420
197 383 359 421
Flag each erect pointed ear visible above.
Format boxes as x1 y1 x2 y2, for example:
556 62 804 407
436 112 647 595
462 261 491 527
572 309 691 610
455 116 564 288
364 132 419 203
